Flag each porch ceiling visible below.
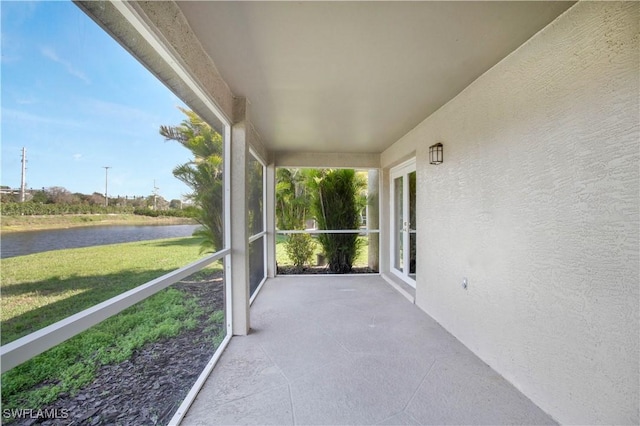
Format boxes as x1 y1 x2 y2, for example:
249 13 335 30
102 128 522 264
176 1 574 154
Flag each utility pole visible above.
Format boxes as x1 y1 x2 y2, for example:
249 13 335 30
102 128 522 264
153 180 159 210
19 147 27 202
103 166 111 207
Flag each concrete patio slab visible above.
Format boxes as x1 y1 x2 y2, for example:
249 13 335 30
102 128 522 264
181 276 556 425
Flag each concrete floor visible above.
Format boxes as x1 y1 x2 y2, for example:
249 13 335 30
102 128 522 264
181 276 555 425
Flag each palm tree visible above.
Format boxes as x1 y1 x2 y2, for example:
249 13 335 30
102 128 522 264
160 108 223 252
276 168 311 230
276 168 315 270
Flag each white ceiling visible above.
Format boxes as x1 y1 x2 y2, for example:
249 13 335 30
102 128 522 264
176 1 574 154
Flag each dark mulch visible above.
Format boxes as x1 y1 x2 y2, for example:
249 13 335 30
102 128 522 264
277 264 377 275
10 273 225 426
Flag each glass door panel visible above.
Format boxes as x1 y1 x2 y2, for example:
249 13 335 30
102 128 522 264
394 175 404 272
408 171 417 280
391 160 416 286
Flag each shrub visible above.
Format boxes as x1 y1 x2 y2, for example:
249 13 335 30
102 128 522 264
132 207 196 218
284 233 315 271
0 202 134 216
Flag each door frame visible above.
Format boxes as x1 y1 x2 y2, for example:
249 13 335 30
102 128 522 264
390 158 416 287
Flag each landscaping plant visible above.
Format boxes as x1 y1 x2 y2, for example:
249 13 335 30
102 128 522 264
308 169 366 273
160 108 224 253
275 168 315 270
283 233 316 272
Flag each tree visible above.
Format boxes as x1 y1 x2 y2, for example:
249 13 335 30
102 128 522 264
89 192 105 206
45 186 76 204
169 199 183 210
160 108 223 252
30 189 47 204
129 196 147 209
276 168 311 230
308 169 365 273
0 188 18 203
275 168 315 271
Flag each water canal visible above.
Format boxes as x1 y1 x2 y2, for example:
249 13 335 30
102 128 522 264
0 224 200 258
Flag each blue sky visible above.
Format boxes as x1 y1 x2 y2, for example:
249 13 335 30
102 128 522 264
1 0 194 201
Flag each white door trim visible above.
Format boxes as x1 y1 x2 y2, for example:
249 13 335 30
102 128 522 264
390 158 416 288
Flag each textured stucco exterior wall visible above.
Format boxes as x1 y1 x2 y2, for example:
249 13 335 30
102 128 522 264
382 2 639 424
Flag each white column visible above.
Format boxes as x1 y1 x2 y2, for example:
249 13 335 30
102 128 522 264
379 168 390 275
266 163 277 278
230 100 250 335
367 169 380 271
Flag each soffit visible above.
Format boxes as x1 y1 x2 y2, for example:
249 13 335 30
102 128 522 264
175 1 574 154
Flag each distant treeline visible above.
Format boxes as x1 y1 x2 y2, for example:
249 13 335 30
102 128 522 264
132 207 199 218
1 202 199 218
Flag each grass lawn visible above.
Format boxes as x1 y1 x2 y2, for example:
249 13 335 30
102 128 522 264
1 237 210 345
275 234 370 268
0 237 223 412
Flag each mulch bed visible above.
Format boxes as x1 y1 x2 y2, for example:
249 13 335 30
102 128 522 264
11 273 225 426
277 265 377 275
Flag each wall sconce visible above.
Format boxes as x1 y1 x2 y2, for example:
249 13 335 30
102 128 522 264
429 143 443 165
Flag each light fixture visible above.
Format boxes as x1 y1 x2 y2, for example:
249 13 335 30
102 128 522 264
429 143 443 165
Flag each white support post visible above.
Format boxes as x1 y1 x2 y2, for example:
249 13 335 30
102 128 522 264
230 99 250 335
379 168 391 275
368 169 380 271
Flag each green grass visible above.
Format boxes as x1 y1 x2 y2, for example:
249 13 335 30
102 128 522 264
1 237 208 345
0 237 225 414
1 288 202 411
275 235 369 268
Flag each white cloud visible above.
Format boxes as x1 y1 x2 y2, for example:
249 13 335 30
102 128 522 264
40 46 91 84
73 154 83 161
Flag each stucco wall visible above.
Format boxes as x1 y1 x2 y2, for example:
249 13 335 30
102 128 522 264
382 2 639 424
